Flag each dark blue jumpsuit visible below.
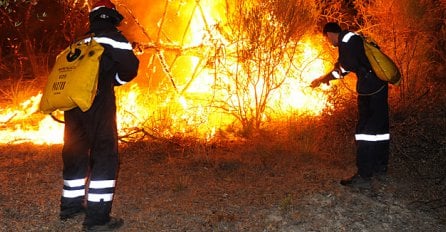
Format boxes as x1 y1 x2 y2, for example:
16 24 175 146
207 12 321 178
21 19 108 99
60 21 139 226
328 31 390 178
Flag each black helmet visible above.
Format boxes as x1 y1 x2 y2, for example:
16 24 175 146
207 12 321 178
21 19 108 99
323 22 342 36
89 0 123 26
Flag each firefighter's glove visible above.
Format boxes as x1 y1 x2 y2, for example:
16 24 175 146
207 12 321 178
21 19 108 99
310 78 321 88
310 74 331 88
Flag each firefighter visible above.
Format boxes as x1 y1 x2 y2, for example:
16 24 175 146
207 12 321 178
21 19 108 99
311 22 390 188
59 0 139 231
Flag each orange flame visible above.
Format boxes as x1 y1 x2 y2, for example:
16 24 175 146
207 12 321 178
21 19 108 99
0 94 64 144
0 1 334 144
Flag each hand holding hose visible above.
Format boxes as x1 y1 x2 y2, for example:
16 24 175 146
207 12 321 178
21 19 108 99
310 74 332 88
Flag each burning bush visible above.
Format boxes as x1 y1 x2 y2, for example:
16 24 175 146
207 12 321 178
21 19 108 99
0 0 445 144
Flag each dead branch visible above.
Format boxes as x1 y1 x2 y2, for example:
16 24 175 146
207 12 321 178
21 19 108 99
0 113 17 124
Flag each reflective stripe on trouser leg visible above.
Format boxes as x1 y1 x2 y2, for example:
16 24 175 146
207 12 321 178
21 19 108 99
356 86 389 177
60 178 86 213
87 180 116 203
85 141 118 226
61 109 90 210
83 96 120 226
62 178 86 198
85 143 119 225
85 179 116 226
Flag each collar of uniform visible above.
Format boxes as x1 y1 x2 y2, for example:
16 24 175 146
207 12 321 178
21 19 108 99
342 31 357 43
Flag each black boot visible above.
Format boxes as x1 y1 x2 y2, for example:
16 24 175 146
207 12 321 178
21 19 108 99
340 173 371 188
60 206 85 221
60 196 85 220
374 167 389 182
83 200 117 230
82 217 123 231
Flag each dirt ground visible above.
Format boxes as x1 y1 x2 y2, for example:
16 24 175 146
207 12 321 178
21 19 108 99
0 81 445 232
0 132 445 232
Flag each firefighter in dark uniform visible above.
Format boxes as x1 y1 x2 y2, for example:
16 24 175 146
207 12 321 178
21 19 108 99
311 22 390 188
59 0 139 230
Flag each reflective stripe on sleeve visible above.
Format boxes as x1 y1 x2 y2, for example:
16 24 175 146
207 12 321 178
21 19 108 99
64 178 85 188
63 189 85 198
88 193 114 202
83 37 133 50
342 32 356 43
88 37 133 50
355 133 390 142
91 6 107 12
89 180 116 189
115 73 128 85
331 70 341 79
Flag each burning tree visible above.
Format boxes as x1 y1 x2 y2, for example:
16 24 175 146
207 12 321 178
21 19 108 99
114 0 327 140
210 0 318 135
8 0 445 144
0 0 332 143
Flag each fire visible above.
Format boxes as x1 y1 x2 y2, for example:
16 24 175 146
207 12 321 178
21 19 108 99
0 1 334 144
0 94 64 144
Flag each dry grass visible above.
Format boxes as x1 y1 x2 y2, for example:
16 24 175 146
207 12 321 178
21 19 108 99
1 2 445 229
0 60 444 232
1 84 445 231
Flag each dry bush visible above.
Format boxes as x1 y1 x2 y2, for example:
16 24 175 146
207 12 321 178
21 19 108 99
0 0 89 79
317 0 350 25
212 0 318 135
0 77 38 106
315 0 446 163
353 0 444 108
